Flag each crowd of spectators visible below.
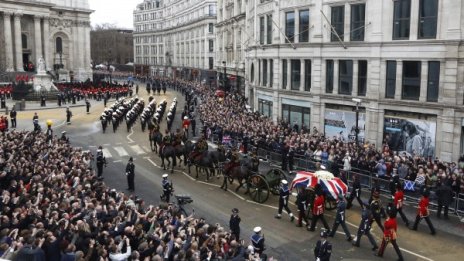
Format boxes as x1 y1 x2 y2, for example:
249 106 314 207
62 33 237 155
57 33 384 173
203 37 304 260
0 131 258 260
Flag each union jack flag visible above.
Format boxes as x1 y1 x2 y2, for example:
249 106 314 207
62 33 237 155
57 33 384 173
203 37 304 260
291 171 348 200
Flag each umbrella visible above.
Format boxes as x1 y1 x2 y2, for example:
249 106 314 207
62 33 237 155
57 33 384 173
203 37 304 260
291 171 348 199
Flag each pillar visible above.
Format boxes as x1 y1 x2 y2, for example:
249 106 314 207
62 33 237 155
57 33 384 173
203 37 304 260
294 9 299 43
85 24 91 72
333 60 339 94
13 13 23 71
233 26 237 63
394 61 403 100
419 61 428 102
353 60 359 96
300 59 305 91
78 23 85 69
267 59 271 87
34 16 43 65
3 12 14 71
286 59 291 89
43 17 51 71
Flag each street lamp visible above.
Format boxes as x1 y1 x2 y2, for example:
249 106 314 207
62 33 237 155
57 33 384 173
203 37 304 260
352 98 362 146
222 61 226 91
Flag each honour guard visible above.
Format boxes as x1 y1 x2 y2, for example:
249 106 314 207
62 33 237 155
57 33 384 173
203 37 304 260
309 185 331 232
370 191 385 231
275 180 295 222
353 203 378 251
296 189 309 228
375 209 404 261
229 208 241 240
100 113 108 133
314 230 332 261
329 194 352 241
161 174 173 202
394 184 410 227
346 174 363 209
251 227 265 256
411 190 436 235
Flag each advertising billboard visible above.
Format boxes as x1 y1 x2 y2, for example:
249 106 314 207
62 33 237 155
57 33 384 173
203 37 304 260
324 109 366 143
383 116 436 158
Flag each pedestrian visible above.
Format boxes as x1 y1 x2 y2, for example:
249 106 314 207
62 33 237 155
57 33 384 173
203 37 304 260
370 190 385 231
346 174 363 209
314 229 332 261
352 203 378 251
411 190 436 235
436 181 453 219
135 84 139 95
0 94 5 109
66 107 72 124
161 174 173 202
40 94 46 107
96 146 107 179
274 179 295 222
229 208 241 240
125 157 135 192
375 210 404 261
329 194 352 241
86 99 91 114
393 184 410 227
45 121 53 144
250 227 265 257
295 188 310 229
309 185 331 232
9 107 17 128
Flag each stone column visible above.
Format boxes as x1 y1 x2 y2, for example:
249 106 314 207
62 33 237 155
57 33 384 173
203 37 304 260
300 59 305 91
333 60 339 94
286 59 291 89
13 13 23 71
352 60 359 96
34 16 43 65
85 24 91 73
43 17 51 71
419 61 428 102
267 59 271 87
394 61 403 99
3 12 14 71
233 26 237 64
294 9 299 43
78 22 85 70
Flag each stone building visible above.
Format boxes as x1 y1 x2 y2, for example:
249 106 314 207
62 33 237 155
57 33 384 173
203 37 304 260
245 0 464 161
216 0 246 94
91 29 134 65
133 0 217 82
0 0 92 81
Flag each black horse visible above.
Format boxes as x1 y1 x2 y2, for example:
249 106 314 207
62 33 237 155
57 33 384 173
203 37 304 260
187 150 215 181
221 156 260 192
160 139 188 173
149 129 163 152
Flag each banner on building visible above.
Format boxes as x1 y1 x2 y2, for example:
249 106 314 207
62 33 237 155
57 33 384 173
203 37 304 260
383 116 436 158
324 109 366 142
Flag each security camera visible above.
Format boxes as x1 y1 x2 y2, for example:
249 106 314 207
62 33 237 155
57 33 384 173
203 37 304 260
352 98 362 103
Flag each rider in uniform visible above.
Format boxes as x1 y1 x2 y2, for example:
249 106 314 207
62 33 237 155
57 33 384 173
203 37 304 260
161 174 173 202
225 148 240 174
192 136 208 160
161 129 173 155
174 128 184 145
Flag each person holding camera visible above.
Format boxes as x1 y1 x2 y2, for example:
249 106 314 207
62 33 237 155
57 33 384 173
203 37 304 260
161 174 173 202
96 146 107 179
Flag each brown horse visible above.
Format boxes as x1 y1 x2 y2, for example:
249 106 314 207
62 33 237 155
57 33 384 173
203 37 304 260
221 156 260 192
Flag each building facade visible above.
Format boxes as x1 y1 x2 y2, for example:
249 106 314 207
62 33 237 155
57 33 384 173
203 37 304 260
245 0 464 161
91 29 134 65
133 0 217 82
216 0 246 94
0 0 92 81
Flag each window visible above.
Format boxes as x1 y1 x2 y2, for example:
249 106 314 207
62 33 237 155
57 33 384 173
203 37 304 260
267 14 273 44
402 61 421 100
56 37 62 53
393 0 411 40
208 23 214 33
22 34 28 49
270 59 273 87
350 4 365 41
299 10 309 42
208 40 214 52
427 61 440 102
260 16 265 44
331 6 345 42
251 63 255 83
358 60 367 96
209 57 214 70
386 61 397 98
339 60 353 95
282 60 288 89
418 0 438 39
258 99 273 118
263 59 268 86
208 5 216 16
285 12 295 43
291 60 301 90
304 60 311 92
282 104 310 129
326 60 334 93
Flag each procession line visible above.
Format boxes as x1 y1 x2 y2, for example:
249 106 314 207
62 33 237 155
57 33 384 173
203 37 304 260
126 127 135 142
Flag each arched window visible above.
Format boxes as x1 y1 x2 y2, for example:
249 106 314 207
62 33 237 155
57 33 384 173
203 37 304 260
250 63 255 83
56 37 63 53
21 34 27 49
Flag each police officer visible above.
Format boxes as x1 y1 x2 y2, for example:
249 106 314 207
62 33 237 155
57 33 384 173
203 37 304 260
353 203 378 251
125 157 135 192
346 174 363 209
309 185 331 232
85 99 91 114
161 174 173 202
9 107 17 128
370 191 385 231
394 184 410 227
411 190 436 235
229 208 241 240
66 107 73 124
96 146 107 179
329 194 352 241
251 227 265 256
314 230 332 261
275 180 295 222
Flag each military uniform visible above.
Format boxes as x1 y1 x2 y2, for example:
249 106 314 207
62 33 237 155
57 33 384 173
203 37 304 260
100 114 108 133
275 180 294 221
161 174 173 202
314 230 332 261
411 191 435 235
125 157 135 191
96 147 107 179
394 186 410 226
296 190 309 228
353 205 378 250
229 208 241 240
370 192 385 231
346 175 363 209
309 193 331 232
329 194 352 241
376 216 404 261
251 227 265 255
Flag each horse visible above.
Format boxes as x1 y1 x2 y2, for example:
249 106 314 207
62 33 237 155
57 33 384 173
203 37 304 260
187 150 215 181
160 140 188 173
221 156 260 192
149 129 163 152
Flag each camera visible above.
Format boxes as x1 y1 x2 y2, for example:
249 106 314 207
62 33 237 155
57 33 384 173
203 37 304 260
175 194 193 205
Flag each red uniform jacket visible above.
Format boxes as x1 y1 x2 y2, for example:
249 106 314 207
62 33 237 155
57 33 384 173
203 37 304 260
394 190 404 209
383 217 398 240
417 196 429 217
182 119 190 129
313 195 325 215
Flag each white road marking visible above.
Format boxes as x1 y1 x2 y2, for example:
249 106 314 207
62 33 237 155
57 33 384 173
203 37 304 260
113 160 123 163
103 144 110 146
127 127 134 142
130 145 145 155
145 157 159 168
114 146 129 157
102 148 112 158
88 145 97 148
399 248 434 261
142 146 151 152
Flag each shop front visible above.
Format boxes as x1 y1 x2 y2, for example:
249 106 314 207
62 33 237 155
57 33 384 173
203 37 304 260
257 93 273 118
324 105 366 143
